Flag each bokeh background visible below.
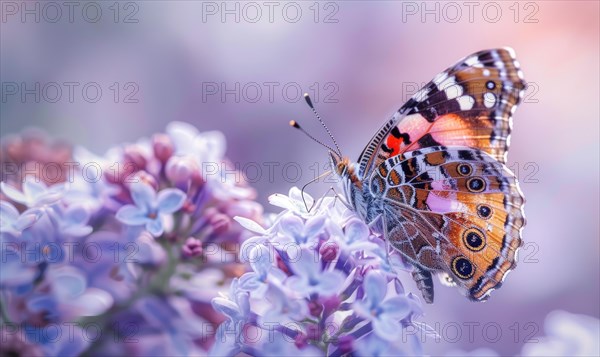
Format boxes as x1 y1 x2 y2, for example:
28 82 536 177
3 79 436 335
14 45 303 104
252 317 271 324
1 1 598 355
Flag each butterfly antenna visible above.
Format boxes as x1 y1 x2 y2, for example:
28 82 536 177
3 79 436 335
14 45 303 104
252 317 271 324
289 120 338 153
303 93 342 156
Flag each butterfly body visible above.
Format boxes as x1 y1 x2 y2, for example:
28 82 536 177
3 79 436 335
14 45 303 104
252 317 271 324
329 48 526 303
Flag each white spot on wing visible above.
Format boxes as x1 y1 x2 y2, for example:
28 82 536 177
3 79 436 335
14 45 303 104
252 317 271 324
433 72 448 86
464 56 478 66
504 47 517 59
457 96 475 110
484 92 496 108
439 76 456 90
483 69 491 77
445 84 463 99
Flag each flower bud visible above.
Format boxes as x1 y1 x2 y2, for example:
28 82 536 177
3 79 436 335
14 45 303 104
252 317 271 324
337 335 354 354
322 295 341 314
224 201 263 222
166 156 200 190
129 170 158 191
308 300 323 317
319 241 339 262
294 333 308 349
275 254 291 275
305 324 320 341
208 212 231 235
182 237 203 258
123 145 147 172
152 133 174 163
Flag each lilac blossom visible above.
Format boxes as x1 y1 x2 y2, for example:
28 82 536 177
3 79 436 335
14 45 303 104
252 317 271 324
0 123 262 356
352 271 412 341
116 182 186 237
1 176 67 208
0 201 42 234
213 188 427 356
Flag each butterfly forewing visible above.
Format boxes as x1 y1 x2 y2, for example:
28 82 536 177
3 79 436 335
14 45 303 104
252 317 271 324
358 48 526 178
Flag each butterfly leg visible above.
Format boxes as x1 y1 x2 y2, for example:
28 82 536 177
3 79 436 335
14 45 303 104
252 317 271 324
329 186 353 211
301 170 333 212
412 268 434 304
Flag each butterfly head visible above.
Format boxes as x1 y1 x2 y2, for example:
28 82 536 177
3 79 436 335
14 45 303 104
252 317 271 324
329 150 349 177
329 150 362 190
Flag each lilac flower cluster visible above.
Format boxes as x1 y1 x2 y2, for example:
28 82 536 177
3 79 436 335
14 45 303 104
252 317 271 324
0 122 262 356
211 187 430 356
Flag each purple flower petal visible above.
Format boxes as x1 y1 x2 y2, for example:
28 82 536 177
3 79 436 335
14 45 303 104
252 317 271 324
290 248 320 279
116 205 148 226
0 248 37 286
372 314 401 341
280 215 304 239
157 188 186 214
239 274 269 298
166 121 199 155
48 267 87 300
239 236 268 262
0 201 19 223
196 131 226 162
345 218 369 243
304 215 326 238
234 216 267 235
64 205 90 226
130 182 156 211
316 271 346 296
146 218 164 237
364 271 388 305
212 297 242 320
249 244 271 277
380 296 411 319
62 225 93 237
37 182 68 205
70 288 114 316
0 182 28 205
14 208 44 231
22 176 47 199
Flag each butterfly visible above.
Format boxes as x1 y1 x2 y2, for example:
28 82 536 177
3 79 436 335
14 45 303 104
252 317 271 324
295 48 526 303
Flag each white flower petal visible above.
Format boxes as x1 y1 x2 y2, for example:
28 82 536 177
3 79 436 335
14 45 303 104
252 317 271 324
234 216 267 235
0 182 28 205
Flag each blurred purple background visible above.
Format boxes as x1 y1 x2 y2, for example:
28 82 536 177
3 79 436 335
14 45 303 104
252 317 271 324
1 1 598 355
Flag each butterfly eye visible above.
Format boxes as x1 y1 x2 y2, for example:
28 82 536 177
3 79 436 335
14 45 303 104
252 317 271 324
457 163 473 176
462 228 486 252
486 80 496 90
466 177 486 192
451 256 475 280
477 204 493 219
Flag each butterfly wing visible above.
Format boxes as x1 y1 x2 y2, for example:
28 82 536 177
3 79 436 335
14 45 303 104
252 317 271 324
371 146 525 301
358 48 525 178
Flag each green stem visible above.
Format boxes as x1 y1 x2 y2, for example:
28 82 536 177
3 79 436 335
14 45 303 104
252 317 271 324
0 292 13 324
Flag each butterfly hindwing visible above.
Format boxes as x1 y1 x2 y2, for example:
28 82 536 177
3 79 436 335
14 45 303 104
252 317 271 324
358 48 526 178
372 146 525 301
